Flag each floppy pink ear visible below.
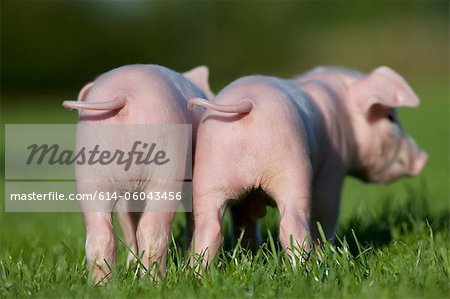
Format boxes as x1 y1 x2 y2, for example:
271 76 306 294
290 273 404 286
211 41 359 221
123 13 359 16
350 66 420 113
77 82 94 101
183 65 215 99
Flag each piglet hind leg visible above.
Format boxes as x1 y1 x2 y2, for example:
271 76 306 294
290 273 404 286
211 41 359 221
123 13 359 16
136 210 175 280
277 196 311 266
191 190 228 271
268 172 312 266
116 206 141 267
79 184 118 285
83 212 116 284
135 182 179 280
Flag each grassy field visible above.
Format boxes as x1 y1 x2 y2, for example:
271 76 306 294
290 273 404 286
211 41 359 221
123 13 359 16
0 79 449 298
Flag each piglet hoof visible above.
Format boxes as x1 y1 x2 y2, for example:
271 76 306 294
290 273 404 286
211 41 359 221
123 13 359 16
188 251 209 279
91 262 113 286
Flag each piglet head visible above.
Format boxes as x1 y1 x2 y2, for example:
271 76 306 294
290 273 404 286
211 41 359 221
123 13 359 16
349 66 428 183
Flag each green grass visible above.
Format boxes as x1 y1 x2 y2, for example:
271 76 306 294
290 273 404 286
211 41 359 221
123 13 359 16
1 80 449 298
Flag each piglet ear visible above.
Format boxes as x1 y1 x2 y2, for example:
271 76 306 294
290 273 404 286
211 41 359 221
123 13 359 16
350 66 420 112
183 65 215 100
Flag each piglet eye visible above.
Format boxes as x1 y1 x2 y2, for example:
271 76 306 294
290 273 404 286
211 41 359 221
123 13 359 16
387 113 395 123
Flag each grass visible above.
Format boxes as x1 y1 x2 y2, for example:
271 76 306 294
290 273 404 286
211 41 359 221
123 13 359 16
0 205 448 298
0 79 449 298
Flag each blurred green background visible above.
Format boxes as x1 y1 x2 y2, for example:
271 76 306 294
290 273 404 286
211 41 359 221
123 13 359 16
1 1 448 92
1 0 449 265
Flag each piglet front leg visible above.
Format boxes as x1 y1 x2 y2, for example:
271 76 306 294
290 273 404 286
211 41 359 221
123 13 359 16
230 199 262 252
310 159 344 244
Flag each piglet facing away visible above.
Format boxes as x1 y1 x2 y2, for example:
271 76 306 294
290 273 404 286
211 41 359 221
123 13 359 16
62 64 212 283
188 66 427 265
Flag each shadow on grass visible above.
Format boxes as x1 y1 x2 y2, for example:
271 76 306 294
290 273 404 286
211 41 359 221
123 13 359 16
337 182 449 255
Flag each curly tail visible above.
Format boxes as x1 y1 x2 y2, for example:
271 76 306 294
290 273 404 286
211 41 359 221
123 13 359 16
62 95 127 111
188 97 253 114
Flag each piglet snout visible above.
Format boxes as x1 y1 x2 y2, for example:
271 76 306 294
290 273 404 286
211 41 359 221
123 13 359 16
408 150 428 176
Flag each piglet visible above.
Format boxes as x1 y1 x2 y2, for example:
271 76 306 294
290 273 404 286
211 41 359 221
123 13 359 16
63 64 213 283
188 66 427 265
